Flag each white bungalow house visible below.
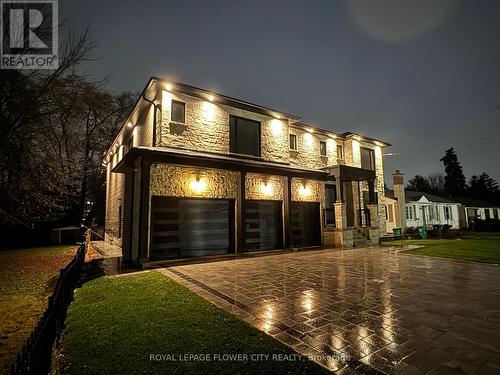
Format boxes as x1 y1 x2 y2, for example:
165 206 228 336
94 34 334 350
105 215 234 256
404 191 461 229
386 190 461 231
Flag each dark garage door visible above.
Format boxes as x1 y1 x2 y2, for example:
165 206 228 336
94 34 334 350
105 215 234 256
291 202 321 248
245 200 283 251
150 197 234 260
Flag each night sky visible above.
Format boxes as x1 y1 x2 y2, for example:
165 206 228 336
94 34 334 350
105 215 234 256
61 0 500 186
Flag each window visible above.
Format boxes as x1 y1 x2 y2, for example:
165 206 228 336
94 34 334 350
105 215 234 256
230 115 261 157
289 133 297 150
405 206 410 220
444 206 449 220
320 141 327 157
388 204 394 222
337 144 344 159
361 147 375 170
494 209 499 220
485 209 491 220
171 100 185 123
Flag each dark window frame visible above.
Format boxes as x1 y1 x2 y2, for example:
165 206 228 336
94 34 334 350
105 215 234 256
289 133 297 151
229 115 261 157
361 147 376 171
171 99 186 123
320 140 327 157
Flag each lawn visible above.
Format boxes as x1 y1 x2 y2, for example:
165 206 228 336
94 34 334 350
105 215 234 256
0 245 77 374
384 232 500 263
60 272 328 375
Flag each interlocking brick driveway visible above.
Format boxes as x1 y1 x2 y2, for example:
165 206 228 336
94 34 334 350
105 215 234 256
159 248 500 374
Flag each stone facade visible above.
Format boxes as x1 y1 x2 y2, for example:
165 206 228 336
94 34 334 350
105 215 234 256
150 163 239 199
245 173 286 201
104 162 124 247
159 90 289 164
291 178 324 203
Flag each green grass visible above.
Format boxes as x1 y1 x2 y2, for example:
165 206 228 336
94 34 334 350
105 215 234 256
61 272 328 375
0 245 76 374
384 232 500 263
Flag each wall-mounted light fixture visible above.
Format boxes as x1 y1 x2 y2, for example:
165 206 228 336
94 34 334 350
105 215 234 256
127 122 134 128
260 182 273 196
208 94 215 102
299 182 310 197
190 176 206 194
270 119 282 136
165 83 172 91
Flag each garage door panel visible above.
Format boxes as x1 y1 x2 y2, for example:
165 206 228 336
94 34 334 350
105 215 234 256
291 202 321 248
150 197 233 260
245 200 283 251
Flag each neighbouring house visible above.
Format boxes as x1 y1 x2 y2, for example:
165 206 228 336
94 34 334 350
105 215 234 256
389 191 462 230
449 197 500 229
103 78 390 265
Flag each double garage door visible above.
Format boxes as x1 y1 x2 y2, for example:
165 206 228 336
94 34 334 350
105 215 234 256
150 196 321 260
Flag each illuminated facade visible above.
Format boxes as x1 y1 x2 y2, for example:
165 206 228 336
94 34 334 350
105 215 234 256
103 78 390 265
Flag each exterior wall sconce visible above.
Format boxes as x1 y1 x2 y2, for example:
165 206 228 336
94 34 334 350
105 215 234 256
190 176 206 194
208 94 215 102
260 182 273 196
299 183 310 197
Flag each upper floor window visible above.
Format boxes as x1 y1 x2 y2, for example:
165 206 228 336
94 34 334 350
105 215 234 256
320 141 327 157
361 147 375 170
230 115 261 157
337 144 344 159
289 134 297 151
171 100 185 123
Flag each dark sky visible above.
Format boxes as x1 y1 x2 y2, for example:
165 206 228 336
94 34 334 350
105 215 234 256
61 0 500 186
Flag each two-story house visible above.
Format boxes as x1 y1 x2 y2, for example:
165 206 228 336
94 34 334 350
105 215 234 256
103 78 390 265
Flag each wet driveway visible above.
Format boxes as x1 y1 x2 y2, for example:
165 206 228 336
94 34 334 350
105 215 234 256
159 248 500 374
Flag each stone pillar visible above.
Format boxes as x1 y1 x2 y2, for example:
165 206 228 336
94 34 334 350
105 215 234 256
367 203 380 244
333 202 353 247
392 170 406 233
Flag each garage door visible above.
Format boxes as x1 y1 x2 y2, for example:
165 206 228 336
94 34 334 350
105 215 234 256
291 202 321 247
150 197 234 260
245 200 283 251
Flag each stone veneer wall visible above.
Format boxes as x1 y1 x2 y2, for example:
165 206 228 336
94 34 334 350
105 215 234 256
150 163 239 199
159 90 289 164
104 163 124 247
245 173 286 201
291 179 324 203
289 128 339 170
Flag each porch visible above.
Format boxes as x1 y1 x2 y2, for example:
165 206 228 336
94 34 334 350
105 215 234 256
323 164 380 247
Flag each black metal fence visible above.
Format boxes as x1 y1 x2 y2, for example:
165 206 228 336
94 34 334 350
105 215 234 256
10 243 86 375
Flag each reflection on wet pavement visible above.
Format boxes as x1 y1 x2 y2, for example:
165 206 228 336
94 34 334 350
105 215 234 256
159 247 500 374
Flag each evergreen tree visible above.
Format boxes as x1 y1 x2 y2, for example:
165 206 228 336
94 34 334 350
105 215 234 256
440 148 466 196
406 175 432 192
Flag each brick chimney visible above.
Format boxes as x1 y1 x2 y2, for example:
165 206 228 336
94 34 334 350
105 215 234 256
392 170 406 232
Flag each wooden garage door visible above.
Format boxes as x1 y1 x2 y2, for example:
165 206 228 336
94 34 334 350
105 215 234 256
150 197 234 260
291 202 321 247
245 200 283 251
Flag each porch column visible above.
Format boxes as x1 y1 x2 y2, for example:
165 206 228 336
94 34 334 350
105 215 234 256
367 203 380 244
